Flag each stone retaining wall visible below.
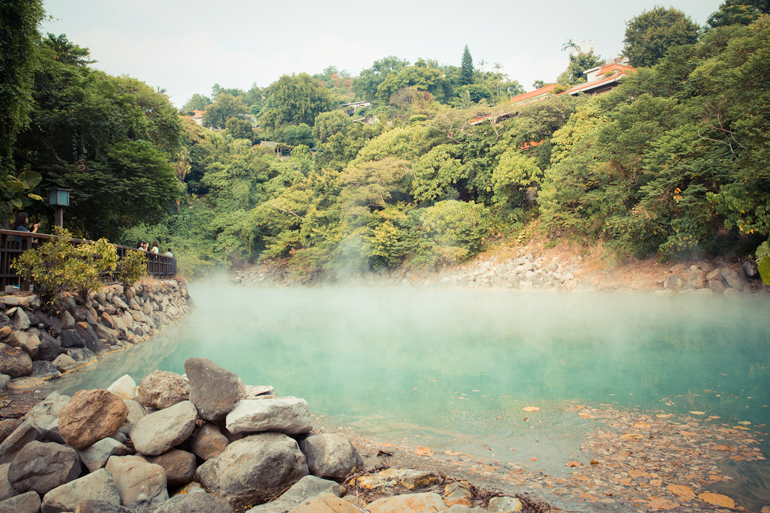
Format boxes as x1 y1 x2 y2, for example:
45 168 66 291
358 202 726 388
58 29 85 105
0 280 193 390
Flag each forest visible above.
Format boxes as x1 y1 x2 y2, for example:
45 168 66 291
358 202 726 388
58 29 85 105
1 1 769 279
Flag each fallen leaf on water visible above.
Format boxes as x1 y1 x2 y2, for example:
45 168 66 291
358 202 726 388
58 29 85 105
566 460 583 467
620 434 644 440
590 460 599 465
496 417 501 420
666 484 695 499
733 425 750 430
445 450 464 456
656 414 672 418
708 416 720 419
629 470 649 478
650 479 663 486
738 421 751 425
634 422 651 429
415 446 434 457
698 492 735 509
689 411 706 415
530 457 538 462
523 406 540 412
712 444 733 452
761 506 770 513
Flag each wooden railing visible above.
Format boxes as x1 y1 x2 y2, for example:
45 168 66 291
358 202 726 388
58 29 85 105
0 229 176 292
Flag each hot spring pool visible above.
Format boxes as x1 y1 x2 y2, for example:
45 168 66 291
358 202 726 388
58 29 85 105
55 285 770 510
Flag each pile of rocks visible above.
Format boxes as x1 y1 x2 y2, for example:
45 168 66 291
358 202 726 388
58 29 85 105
231 250 584 292
659 261 753 295
0 358 526 513
0 280 193 389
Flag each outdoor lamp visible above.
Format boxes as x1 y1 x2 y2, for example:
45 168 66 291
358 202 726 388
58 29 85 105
49 188 70 227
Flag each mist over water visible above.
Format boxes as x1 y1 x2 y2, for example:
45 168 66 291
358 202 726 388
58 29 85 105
54 284 770 505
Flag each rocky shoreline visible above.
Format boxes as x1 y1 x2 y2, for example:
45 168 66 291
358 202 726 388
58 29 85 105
0 359 534 513
0 279 193 397
231 247 767 296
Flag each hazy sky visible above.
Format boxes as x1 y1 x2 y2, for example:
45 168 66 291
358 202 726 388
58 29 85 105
41 0 722 108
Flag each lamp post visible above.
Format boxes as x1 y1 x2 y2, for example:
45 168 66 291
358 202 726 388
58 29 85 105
48 188 70 228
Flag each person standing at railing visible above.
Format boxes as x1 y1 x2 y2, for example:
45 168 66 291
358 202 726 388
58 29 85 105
150 242 159 254
163 248 173 258
14 212 40 243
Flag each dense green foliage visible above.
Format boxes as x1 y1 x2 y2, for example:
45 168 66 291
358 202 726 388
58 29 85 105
117 249 148 288
623 6 700 67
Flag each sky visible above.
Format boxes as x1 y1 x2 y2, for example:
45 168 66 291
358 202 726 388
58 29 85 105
41 0 723 108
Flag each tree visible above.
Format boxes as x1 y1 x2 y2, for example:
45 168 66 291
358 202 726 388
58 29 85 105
623 6 700 68
202 94 248 129
354 56 410 102
707 1 762 27
225 117 255 142
183 93 211 112
460 45 474 85
260 73 333 129
532 80 546 89
557 50 603 85
312 110 352 144
375 66 449 104
0 0 45 171
561 39 581 53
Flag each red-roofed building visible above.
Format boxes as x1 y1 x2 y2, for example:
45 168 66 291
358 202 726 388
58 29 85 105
192 110 205 125
508 84 556 106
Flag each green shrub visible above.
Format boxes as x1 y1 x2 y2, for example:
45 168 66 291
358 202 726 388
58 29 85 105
757 235 770 286
70 237 119 301
12 226 75 307
117 249 148 288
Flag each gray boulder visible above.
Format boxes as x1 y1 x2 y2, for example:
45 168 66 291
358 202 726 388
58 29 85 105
94 324 119 346
75 324 108 355
743 258 759 278
137 370 189 410
74 500 132 513
12 309 30 331
0 491 40 513
118 400 146 436
8 441 80 495
196 432 309 510
0 420 42 464
130 401 197 456
249 475 344 513
65 347 97 364
105 455 168 510
488 496 524 513
41 468 121 513
79 438 132 473
151 492 234 513
0 343 32 378
664 275 684 291
722 268 745 291
60 329 86 348
184 357 245 422
225 397 312 435
299 434 363 480
190 422 229 461
0 464 17 501
7 331 40 358
32 361 61 379
31 330 60 361
25 391 70 443
58 311 75 330
51 354 77 373
146 449 196 488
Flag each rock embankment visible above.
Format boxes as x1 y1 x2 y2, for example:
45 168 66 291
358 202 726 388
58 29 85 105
0 280 193 391
231 248 766 295
0 358 530 513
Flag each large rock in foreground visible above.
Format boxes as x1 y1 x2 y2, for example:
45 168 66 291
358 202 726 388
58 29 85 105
41 468 121 513
105 455 168 510
225 397 312 435
293 492 363 513
130 400 197 456
58 389 128 449
78 438 132 473
299 433 363 480
0 491 41 513
137 370 189 409
8 441 80 495
0 343 32 378
184 358 244 421
249 476 345 513
367 492 446 513
196 432 309 510
146 450 197 488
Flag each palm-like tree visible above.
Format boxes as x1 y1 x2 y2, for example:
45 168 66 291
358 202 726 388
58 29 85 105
561 39 581 53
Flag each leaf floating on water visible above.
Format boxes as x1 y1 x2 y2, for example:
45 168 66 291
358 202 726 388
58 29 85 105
689 411 706 415
523 406 540 412
444 450 464 456
656 414 673 418
620 434 644 440
738 421 751 425
565 460 583 467
733 425 750 430
666 484 695 499
708 416 720 419
634 422 651 429
590 460 599 465
698 492 735 508
415 446 434 457
713 444 733 452
530 457 538 462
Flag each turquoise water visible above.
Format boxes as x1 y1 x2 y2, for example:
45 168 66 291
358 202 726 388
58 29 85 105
57 285 770 506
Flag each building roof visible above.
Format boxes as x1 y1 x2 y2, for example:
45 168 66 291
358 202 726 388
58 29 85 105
509 84 556 105
192 110 205 118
